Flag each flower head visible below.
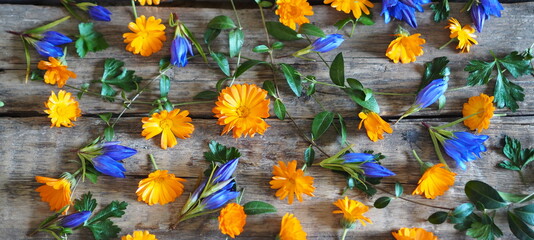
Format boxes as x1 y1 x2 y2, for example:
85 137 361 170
470 0 504 32
386 28 425 63
44 90 81 127
101 142 138 161
142 109 194 149
392 227 439 240
88 6 112 22
213 84 270 138
358 111 393 142
121 231 158 240
33 40 64 58
42 31 73 46
333 196 372 228
137 170 186 205
446 18 478 53
213 158 239 184
123 15 166 57
443 132 489 170
275 0 314 30
342 153 396 178
92 155 127 178
270 160 315 204
311 34 344 53
462 93 495 133
415 79 448 109
201 182 240 210
38 57 77 88
59 211 91 228
412 163 456 199
381 0 430 28
218 203 247 238
170 36 194 67
278 213 307 240
135 0 160 5
324 0 374 19
35 176 72 212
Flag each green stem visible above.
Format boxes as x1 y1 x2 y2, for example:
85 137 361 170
61 1 85 22
341 227 349 240
228 0 243 87
372 183 454 210
258 5 271 46
130 0 138 19
173 100 213 106
230 0 242 28
494 113 506 117
313 80 344 88
64 84 101 97
412 150 424 166
434 112 479 129
349 21 357 38
149 154 158 170
22 36 31 83
439 38 456 50
448 86 470 91
428 129 451 171
373 91 415 96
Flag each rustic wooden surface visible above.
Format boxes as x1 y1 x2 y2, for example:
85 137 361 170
0 3 533 240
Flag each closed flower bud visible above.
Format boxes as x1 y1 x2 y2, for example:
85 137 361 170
101 142 137 161
170 36 194 67
212 158 239 184
34 41 64 58
60 211 91 228
201 183 239 210
87 6 112 22
311 34 344 53
42 31 73 46
359 162 396 178
92 155 127 178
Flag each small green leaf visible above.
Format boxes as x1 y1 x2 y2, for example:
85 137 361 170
207 15 236 30
87 201 128 225
76 22 108 58
85 171 99 184
497 135 534 171
374 196 392 209
499 192 534 204
262 80 277 97
265 21 302 41
494 70 524 111
210 52 231 76
334 17 354 30
498 51 534 78
347 78 364 90
465 181 509 209
514 204 534 225
466 214 503 240
193 90 218 100
449 203 475 223
216 77 229 92
104 126 114 142
280 63 302 97
159 57 171 72
229 29 244 58
465 60 496 86
273 99 286 120
204 141 241 164
338 114 347 145
74 192 97 212
258 1 273 7
395 182 403 197
430 0 450 22
298 23 326 37
344 88 380 113
304 146 315 168
100 58 141 100
25 16 71 34
330 53 345 86
357 15 375 25
428 211 448 224
306 82 316 96
85 219 121 240
253 45 270 53
98 113 112 124
234 60 267 79
160 74 170 98
311 111 334 141
0 101 4 107
508 211 534 240
272 41 284 49
204 28 221 45
243 201 277 215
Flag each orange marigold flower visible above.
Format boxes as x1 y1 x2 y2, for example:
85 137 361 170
123 15 166 57
332 196 372 227
275 0 314 30
386 29 425 64
278 213 307 240
212 84 270 138
37 57 76 88
35 176 72 212
142 109 194 149
324 0 374 19
44 90 81 128
392 227 439 240
446 18 478 53
412 163 456 199
135 0 160 5
358 111 393 142
121 230 158 240
136 170 186 205
462 93 495 133
270 160 315 204
218 203 247 238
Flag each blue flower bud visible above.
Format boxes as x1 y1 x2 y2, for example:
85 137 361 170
60 211 91 228
34 40 64 58
381 0 429 28
92 155 126 178
415 78 448 109
443 132 489 170
201 182 239 210
470 4 486 32
88 6 112 22
212 158 239 184
101 142 137 161
360 162 396 178
170 36 194 67
342 153 375 163
311 34 344 53
469 0 503 32
42 31 73 46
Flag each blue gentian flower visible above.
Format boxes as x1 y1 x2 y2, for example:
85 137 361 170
101 142 137 161
360 162 396 178
92 155 127 178
470 0 504 32
34 40 64 58
212 158 239 184
342 153 375 163
201 182 239 210
59 211 91 228
381 0 430 28
415 78 448 109
42 31 73 46
170 36 194 67
311 34 344 53
443 132 489 170
87 6 112 22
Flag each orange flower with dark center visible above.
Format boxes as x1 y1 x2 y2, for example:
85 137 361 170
38 57 76 88
275 0 314 30
358 111 393 142
462 93 495 133
386 32 425 64
332 196 373 226
35 176 72 212
446 18 478 53
392 227 439 240
278 213 307 240
218 203 247 238
270 160 315 204
136 170 186 205
142 109 194 149
123 15 166 57
412 163 456 199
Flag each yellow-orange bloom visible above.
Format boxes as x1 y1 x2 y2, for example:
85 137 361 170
332 196 372 226
392 227 439 240
278 213 307 240
358 111 393 142
270 160 315 204
218 203 247 238
44 90 81 128
35 176 72 212
123 15 166 57
324 0 374 19
386 33 425 64
37 57 76 88
135 0 160 5
275 0 314 30
446 18 478 53
412 163 456 199
213 84 270 138
141 109 194 149
136 170 186 205
121 230 158 240
462 93 495 133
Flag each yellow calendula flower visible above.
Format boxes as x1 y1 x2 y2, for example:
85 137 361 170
136 170 186 205
324 0 374 19
218 203 247 238
462 93 495 133
35 176 72 212
37 57 76 88
386 28 425 64
332 196 372 227
392 227 439 240
44 90 81 128
278 213 307 240
358 111 393 142
275 0 314 30
135 0 160 5
270 160 315 204
213 84 270 138
123 15 166 57
141 109 194 149
412 163 456 199
121 230 158 240
446 18 478 53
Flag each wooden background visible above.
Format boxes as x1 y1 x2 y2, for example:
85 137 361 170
0 2 533 240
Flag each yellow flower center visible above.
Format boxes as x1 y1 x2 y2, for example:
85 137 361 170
55 103 69 116
236 106 250 118
160 119 173 130
287 5 302 16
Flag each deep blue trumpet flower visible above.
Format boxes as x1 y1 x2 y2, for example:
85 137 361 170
42 31 73 46
92 155 127 178
311 34 344 53
212 158 239 184
342 153 375 163
170 36 194 67
60 211 91 228
360 162 396 178
415 78 448 109
470 0 504 32
101 142 137 161
381 0 429 28
34 40 64 58
201 182 239 210
443 132 489 170
88 6 112 22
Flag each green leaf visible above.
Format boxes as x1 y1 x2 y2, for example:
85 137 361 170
334 17 354 30
272 41 284 49
74 192 97 212
273 99 286 120
498 51 534 78
216 77 229 92
160 74 170 98
430 0 450 22
357 15 375 25
497 135 534 171
338 114 347 145
499 192 534 204
494 70 524 111
438 95 447 110
280 63 302 97
465 181 509 209
159 57 170 72
420 57 450 92
85 171 99 184
428 211 448 224
258 1 273 7
306 82 316 96
98 113 112 124
229 29 244 58
243 201 277 215
374 196 392 209
449 203 475 223
207 15 236 30
253 45 270 53
0 101 4 108
466 214 503 240
514 204 534 225
347 78 364 91
465 60 496 86
100 59 141 99
265 21 302 41
234 60 267 79
304 146 315 168
508 211 534 240
395 182 403 197
85 219 121 240
193 90 218 100
25 16 71 34
104 126 114 142
204 28 221 45
204 141 241 164
210 52 231 76
344 88 380 113
298 23 326 37
311 111 334 141
76 22 108 58
262 80 276 97
87 201 128 225
77 83 90 100
330 53 345 86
